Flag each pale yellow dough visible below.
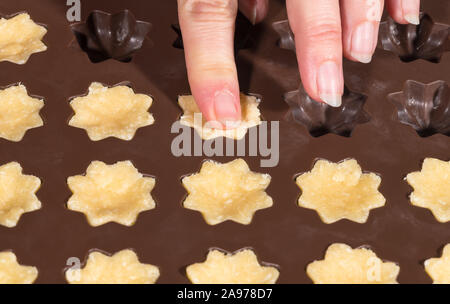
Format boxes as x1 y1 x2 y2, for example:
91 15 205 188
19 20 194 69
178 94 261 140
406 158 450 223
0 84 44 142
0 13 47 64
424 244 450 284
0 162 41 227
187 249 279 284
69 83 155 141
182 159 272 225
0 251 38 284
66 249 160 284
67 161 156 226
295 159 385 224
307 243 399 284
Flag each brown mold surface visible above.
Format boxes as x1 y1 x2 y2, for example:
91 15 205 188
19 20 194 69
0 0 448 284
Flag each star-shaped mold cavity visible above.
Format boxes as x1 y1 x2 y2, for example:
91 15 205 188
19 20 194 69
307 243 399 284
0 13 47 64
424 244 450 284
284 85 370 137
0 162 41 228
295 159 386 224
69 82 155 141
272 20 295 51
186 249 279 284
182 159 272 225
67 161 156 227
389 80 449 137
178 93 262 140
379 13 450 63
71 10 151 63
406 158 450 223
0 84 44 142
0 251 38 284
172 12 254 52
65 249 160 284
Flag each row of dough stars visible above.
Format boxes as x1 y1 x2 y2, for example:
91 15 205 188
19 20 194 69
1 158 448 228
1 243 449 284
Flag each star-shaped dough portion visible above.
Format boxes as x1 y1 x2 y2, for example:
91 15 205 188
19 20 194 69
69 82 154 141
0 162 41 227
0 84 44 142
66 249 159 284
178 94 261 140
182 159 272 225
67 161 156 226
296 159 385 224
186 249 279 284
424 244 450 284
307 243 400 284
406 158 450 222
0 13 47 64
0 251 38 284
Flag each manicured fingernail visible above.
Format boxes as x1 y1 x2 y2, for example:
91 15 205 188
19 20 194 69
351 21 376 63
317 61 342 107
250 5 258 24
404 14 420 25
214 90 240 129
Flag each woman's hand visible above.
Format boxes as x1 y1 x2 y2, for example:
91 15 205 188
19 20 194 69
177 0 420 127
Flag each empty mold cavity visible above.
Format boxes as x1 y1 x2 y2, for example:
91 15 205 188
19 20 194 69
71 10 151 63
389 80 450 137
172 12 254 52
379 13 450 63
272 20 295 51
284 86 370 137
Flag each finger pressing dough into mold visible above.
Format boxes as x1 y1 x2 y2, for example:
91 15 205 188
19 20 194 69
182 159 273 225
0 13 47 64
424 244 450 284
186 249 279 284
0 162 41 228
69 82 154 141
307 243 400 284
0 84 44 142
67 161 156 227
295 159 386 224
65 249 160 284
406 158 450 223
0 251 38 284
178 93 262 140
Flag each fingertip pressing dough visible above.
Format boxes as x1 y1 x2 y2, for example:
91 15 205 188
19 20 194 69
406 158 450 223
0 13 47 64
69 82 155 141
182 158 273 225
65 249 160 284
424 244 450 284
67 160 156 227
307 243 400 284
0 251 38 284
178 93 262 140
186 249 279 284
0 84 44 142
295 159 386 224
0 162 41 228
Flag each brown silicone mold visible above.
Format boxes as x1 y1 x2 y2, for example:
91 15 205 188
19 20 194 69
71 10 151 63
389 80 450 137
379 13 450 63
284 85 370 137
